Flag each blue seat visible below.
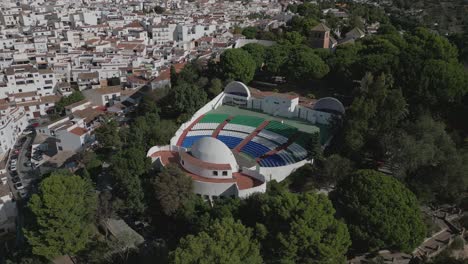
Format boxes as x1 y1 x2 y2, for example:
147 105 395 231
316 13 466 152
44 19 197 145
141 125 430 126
240 141 270 158
181 135 210 148
217 135 243 149
260 154 287 167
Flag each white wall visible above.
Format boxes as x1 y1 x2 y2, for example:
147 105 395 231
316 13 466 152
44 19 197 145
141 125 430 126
259 159 313 182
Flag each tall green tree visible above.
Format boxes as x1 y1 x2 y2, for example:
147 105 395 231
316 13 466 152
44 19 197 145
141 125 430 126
242 185 351 263
241 43 266 69
24 172 97 260
219 49 256 83
95 119 121 150
170 218 262 264
110 147 151 214
264 44 290 76
172 81 208 115
241 27 258 39
153 165 193 216
282 46 330 81
332 169 426 253
385 116 468 203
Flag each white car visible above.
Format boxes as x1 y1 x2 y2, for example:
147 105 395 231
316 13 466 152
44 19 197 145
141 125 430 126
22 130 33 135
14 182 24 190
10 165 17 171
10 159 17 165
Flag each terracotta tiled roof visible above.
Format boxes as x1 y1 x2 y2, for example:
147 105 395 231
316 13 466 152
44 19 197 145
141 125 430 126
70 127 88 136
180 151 231 170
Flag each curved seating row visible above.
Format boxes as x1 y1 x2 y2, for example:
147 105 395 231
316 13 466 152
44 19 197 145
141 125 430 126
181 135 211 148
251 136 279 150
187 130 214 137
287 143 308 160
240 141 271 158
258 130 288 145
229 115 264 128
198 114 229 123
265 121 297 138
223 123 255 134
218 130 249 139
192 123 219 130
216 135 243 149
259 154 286 167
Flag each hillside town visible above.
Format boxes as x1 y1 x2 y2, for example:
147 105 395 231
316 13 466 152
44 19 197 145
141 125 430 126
0 0 467 263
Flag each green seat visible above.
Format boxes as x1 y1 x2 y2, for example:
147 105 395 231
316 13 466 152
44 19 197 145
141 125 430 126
265 121 298 138
199 114 230 123
229 115 264 128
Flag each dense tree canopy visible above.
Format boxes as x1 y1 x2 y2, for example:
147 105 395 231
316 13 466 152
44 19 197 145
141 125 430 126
219 49 256 83
170 218 262 264
153 165 193 216
24 172 97 259
242 184 351 263
95 119 121 150
241 43 266 69
332 170 426 253
282 46 330 81
385 116 468 203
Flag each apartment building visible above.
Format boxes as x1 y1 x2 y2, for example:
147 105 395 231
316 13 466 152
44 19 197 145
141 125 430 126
2 65 57 99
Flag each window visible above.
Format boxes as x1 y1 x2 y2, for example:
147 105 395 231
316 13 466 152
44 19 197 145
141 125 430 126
104 95 109 101
213 171 218 176
45 80 53 84
181 160 184 165
222 171 227 176
58 146 63 151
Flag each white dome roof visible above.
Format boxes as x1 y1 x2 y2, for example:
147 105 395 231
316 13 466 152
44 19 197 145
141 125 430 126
191 137 237 166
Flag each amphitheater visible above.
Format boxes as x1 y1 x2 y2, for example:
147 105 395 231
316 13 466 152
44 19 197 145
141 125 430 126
147 81 344 201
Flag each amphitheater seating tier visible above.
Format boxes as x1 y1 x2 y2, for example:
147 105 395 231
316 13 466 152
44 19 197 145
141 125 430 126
223 123 255 134
265 121 298 138
257 130 289 144
217 136 244 149
287 143 308 160
187 130 214 137
259 154 287 167
192 123 220 130
199 114 230 123
240 141 271 158
179 113 319 167
228 115 264 128
181 135 211 148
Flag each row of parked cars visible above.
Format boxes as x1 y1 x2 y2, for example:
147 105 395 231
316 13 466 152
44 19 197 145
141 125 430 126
8 134 30 199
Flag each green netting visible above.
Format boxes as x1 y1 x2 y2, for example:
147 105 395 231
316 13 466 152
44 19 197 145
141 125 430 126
199 114 229 123
265 121 298 138
229 115 264 127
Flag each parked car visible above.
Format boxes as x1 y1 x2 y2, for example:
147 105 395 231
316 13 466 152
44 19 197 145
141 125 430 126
10 171 17 176
10 159 17 165
14 149 20 155
19 189 28 198
24 161 32 167
12 176 21 184
9 165 17 171
32 155 43 161
14 182 24 190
